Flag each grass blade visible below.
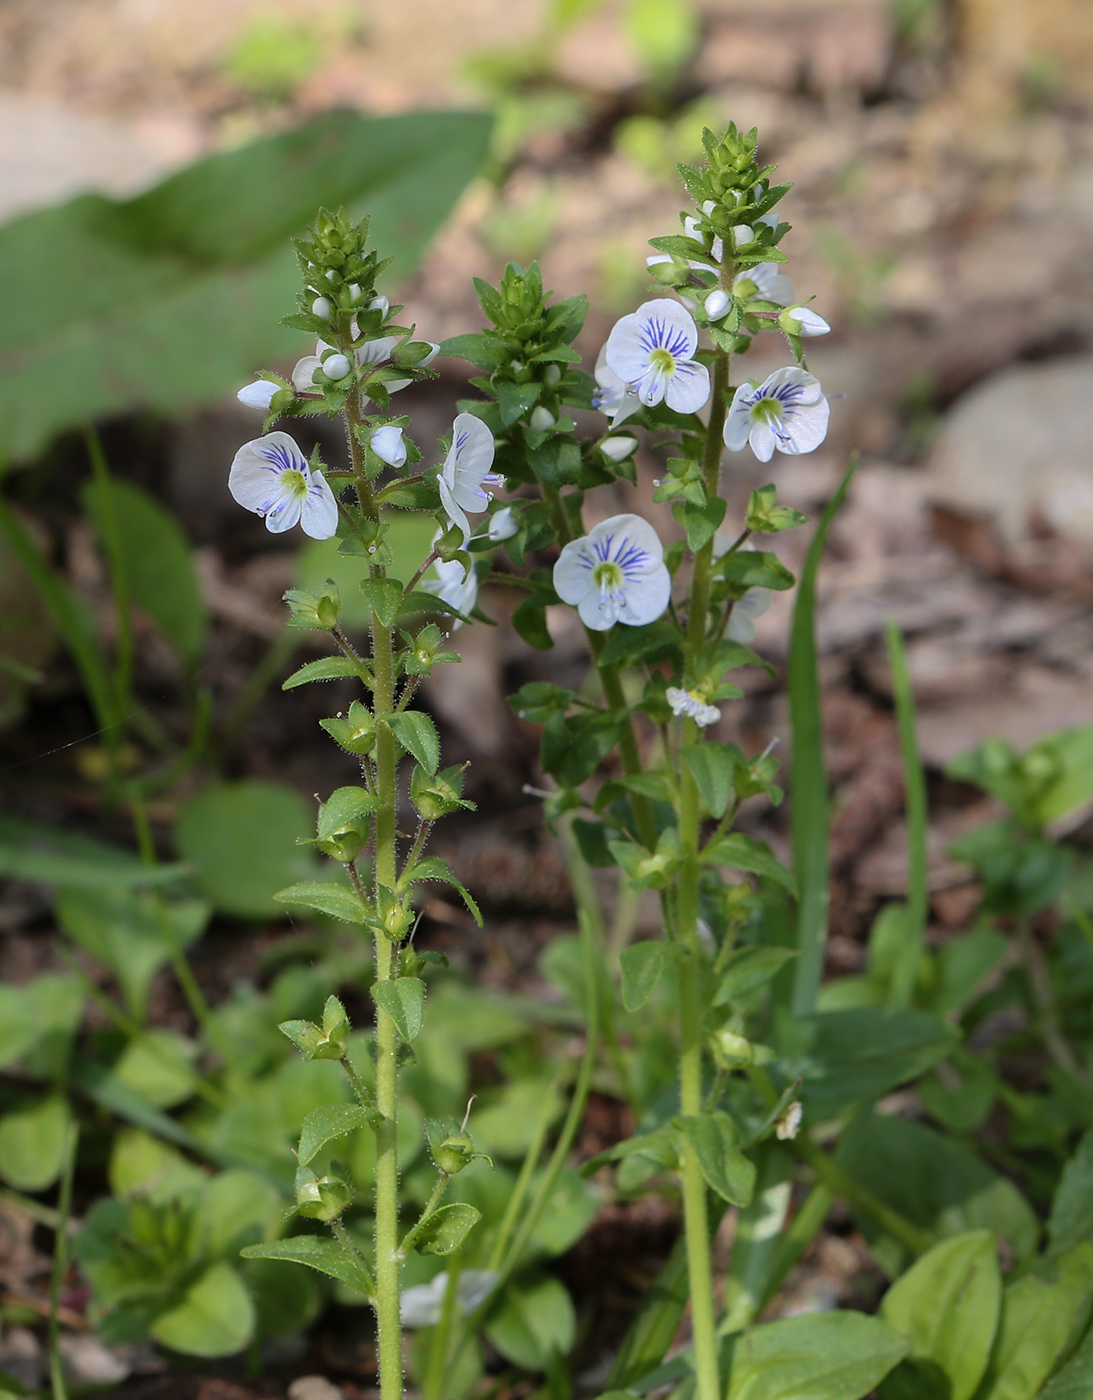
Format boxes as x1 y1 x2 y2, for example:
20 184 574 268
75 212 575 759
885 619 929 1007
788 457 858 1016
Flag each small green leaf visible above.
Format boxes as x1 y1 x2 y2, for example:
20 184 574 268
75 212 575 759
719 549 795 591
0 1093 72 1192
677 495 726 552
683 743 738 818
150 1262 255 1358
401 854 482 925
703 833 798 895
405 1201 481 1256
241 1235 373 1298
275 882 371 924
511 594 555 651
298 1104 378 1166
282 656 366 690
507 681 575 723
372 977 425 1042
388 711 440 774
713 946 798 1005
674 1113 755 1206
620 941 676 1013
359 577 405 628
487 1273 576 1372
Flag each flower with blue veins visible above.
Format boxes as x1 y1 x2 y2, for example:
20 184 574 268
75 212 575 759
553 513 671 631
438 413 504 539
605 300 710 414
228 432 339 539
592 344 642 427
724 367 830 462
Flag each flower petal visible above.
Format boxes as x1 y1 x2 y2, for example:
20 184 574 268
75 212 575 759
552 539 597 605
228 432 308 512
300 471 340 539
292 356 322 391
748 422 777 462
616 563 671 625
438 476 471 540
664 360 710 415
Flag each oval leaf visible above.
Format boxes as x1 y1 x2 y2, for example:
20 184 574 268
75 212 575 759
150 1262 255 1358
276 881 371 925
620 941 674 1013
241 1235 373 1299
283 656 365 690
298 1104 378 1166
727 1310 910 1400
388 711 440 774
409 1202 482 1257
372 977 425 1042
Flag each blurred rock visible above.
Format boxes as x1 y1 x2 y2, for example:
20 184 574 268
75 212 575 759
0 1325 40 1389
287 1377 345 1400
925 356 1093 550
59 1333 131 1386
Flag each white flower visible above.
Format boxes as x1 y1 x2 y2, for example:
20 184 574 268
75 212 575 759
237 380 278 411
592 345 642 427
553 513 671 631
666 686 720 728
228 432 339 539
734 262 794 306
704 289 732 321
781 305 831 337
438 413 503 539
400 1270 498 1328
422 557 478 627
724 367 830 462
291 335 404 393
601 435 638 462
605 300 710 414
727 587 772 644
484 506 518 541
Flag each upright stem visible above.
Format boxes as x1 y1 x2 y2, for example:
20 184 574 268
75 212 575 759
347 389 404 1400
671 334 730 1400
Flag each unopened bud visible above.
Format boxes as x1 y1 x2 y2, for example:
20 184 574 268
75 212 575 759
311 296 334 319
543 364 562 387
322 353 352 381
601 436 638 463
434 1132 475 1176
705 289 733 321
529 406 556 432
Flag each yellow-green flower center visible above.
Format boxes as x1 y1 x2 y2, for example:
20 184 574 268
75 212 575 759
281 469 309 498
750 396 782 424
649 348 676 375
593 561 624 596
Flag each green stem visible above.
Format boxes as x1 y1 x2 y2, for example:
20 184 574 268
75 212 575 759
49 1122 78 1400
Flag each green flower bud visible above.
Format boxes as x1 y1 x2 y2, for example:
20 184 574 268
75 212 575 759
294 1164 352 1222
319 700 377 756
433 1132 475 1176
411 764 474 822
711 1027 753 1070
377 886 414 942
284 581 341 631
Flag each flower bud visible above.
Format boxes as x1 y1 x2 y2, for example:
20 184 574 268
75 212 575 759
433 1132 475 1176
601 436 638 463
711 1028 753 1069
486 506 518 541
294 1165 353 1222
704 289 733 321
237 380 279 411
311 295 334 319
319 700 377 756
543 364 562 387
778 306 830 337
370 425 407 468
529 406 556 432
322 353 352 381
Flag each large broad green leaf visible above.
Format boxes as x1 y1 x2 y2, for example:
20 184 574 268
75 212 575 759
726 1310 909 1400
878 1231 1001 1400
836 1114 1040 1272
0 109 492 463
1047 1128 1093 1258
0 813 185 891
977 1243 1093 1400
83 477 206 664
149 1261 255 1357
174 780 317 918
794 1008 958 1114
1038 1320 1093 1399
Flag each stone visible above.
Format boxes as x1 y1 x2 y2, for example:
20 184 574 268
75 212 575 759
925 356 1093 550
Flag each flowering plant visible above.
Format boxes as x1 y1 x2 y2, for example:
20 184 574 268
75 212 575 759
231 128 833 1400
